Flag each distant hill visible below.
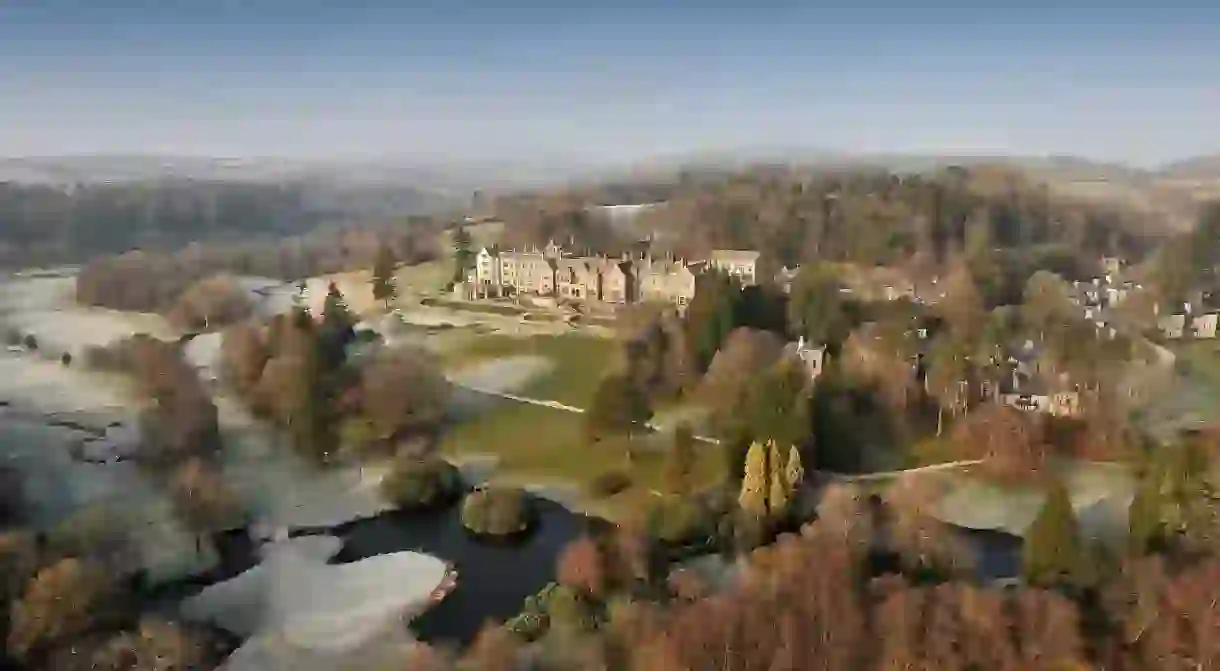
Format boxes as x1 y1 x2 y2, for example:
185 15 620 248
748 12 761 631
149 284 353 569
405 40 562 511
1158 153 1220 180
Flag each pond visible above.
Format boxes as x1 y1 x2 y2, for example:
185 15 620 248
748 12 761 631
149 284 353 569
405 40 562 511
318 495 610 646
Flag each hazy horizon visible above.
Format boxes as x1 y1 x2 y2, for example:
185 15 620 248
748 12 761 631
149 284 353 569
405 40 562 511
3 2 1219 167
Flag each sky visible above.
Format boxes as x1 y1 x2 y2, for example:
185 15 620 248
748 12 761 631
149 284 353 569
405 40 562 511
2 1 1218 167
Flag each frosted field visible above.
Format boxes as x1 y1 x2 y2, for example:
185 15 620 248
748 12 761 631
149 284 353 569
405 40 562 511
214 397 396 530
447 355 554 394
181 535 447 671
933 460 1134 547
0 271 428 582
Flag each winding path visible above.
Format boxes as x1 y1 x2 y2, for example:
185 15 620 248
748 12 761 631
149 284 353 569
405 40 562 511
457 383 984 481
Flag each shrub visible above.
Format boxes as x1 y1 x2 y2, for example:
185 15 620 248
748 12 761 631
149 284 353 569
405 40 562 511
60 352 72 367
461 486 534 536
650 497 714 545
21 334 38 350
380 456 463 510
588 471 632 498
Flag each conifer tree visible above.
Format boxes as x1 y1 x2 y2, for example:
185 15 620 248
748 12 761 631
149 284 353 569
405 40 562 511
768 440 789 515
319 282 356 369
371 243 398 309
663 423 696 497
1022 481 1088 588
452 224 474 284
739 440 769 517
785 445 805 494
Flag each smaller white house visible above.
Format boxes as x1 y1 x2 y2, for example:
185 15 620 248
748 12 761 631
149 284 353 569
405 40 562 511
1159 314 1187 339
786 336 826 383
1193 313 1219 339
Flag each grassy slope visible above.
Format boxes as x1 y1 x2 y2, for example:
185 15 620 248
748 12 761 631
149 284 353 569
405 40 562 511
443 333 619 409
440 403 724 522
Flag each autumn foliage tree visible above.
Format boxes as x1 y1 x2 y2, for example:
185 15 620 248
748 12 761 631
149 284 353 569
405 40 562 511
951 404 1049 479
7 558 116 660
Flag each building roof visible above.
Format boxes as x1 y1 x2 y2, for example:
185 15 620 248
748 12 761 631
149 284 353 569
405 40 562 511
710 249 760 264
999 372 1049 397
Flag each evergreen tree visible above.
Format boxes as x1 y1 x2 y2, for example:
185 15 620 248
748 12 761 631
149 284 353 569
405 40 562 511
585 375 652 442
273 317 336 465
767 440 789 515
663 423 696 497
1022 482 1088 588
785 445 805 494
452 224 474 284
739 441 769 517
371 243 397 309
1126 476 1164 556
319 282 356 369
684 271 741 372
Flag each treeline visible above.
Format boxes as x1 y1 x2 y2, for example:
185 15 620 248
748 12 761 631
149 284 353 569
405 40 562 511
74 225 438 324
0 180 321 267
411 459 1220 671
0 178 457 269
220 288 451 465
491 164 1164 275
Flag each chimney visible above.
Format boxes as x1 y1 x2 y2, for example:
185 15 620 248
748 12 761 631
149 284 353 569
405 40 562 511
797 335 806 350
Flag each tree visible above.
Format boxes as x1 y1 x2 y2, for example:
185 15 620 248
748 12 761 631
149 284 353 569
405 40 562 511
371 243 398 309
318 281 356 368
925 334 972 435
738 440 769 517
257 320 335 464
586 375 652 441
460 623 521 671
787 263 849 348
699 327 783 416
357 347 451 444
745 357 812 447
452 224 474 283
663 423 696 497
92 618 220 671
768 441 790 515
8 558 114 659
1127 476 1164 556
167 273 253 331
1022 270 1077 339
220 323 268 396
1023 481 1089 588
169 458 245 557
785 444 805 494
557 536 611 598
951 404 1048 479
683 271 741 372
938 258 985 344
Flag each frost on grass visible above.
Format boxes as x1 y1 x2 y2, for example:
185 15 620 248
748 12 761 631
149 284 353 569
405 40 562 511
180 535 448 671
447 355 554 395
933 460 1135 546
215 401 395 530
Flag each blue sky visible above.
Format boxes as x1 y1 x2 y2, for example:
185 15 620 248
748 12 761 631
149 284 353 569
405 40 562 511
2 1 1218 166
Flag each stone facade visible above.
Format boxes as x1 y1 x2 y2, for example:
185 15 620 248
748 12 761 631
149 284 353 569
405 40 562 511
709 249 762 286
470 241 754 310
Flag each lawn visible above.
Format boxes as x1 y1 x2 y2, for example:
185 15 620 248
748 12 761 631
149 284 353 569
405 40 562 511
420 297 526 316
443 333 620 408
440 403 726 522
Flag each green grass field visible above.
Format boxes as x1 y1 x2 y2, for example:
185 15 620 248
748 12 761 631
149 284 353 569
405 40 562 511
440 403 725 521
444 333 620 408
420 297 526 316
